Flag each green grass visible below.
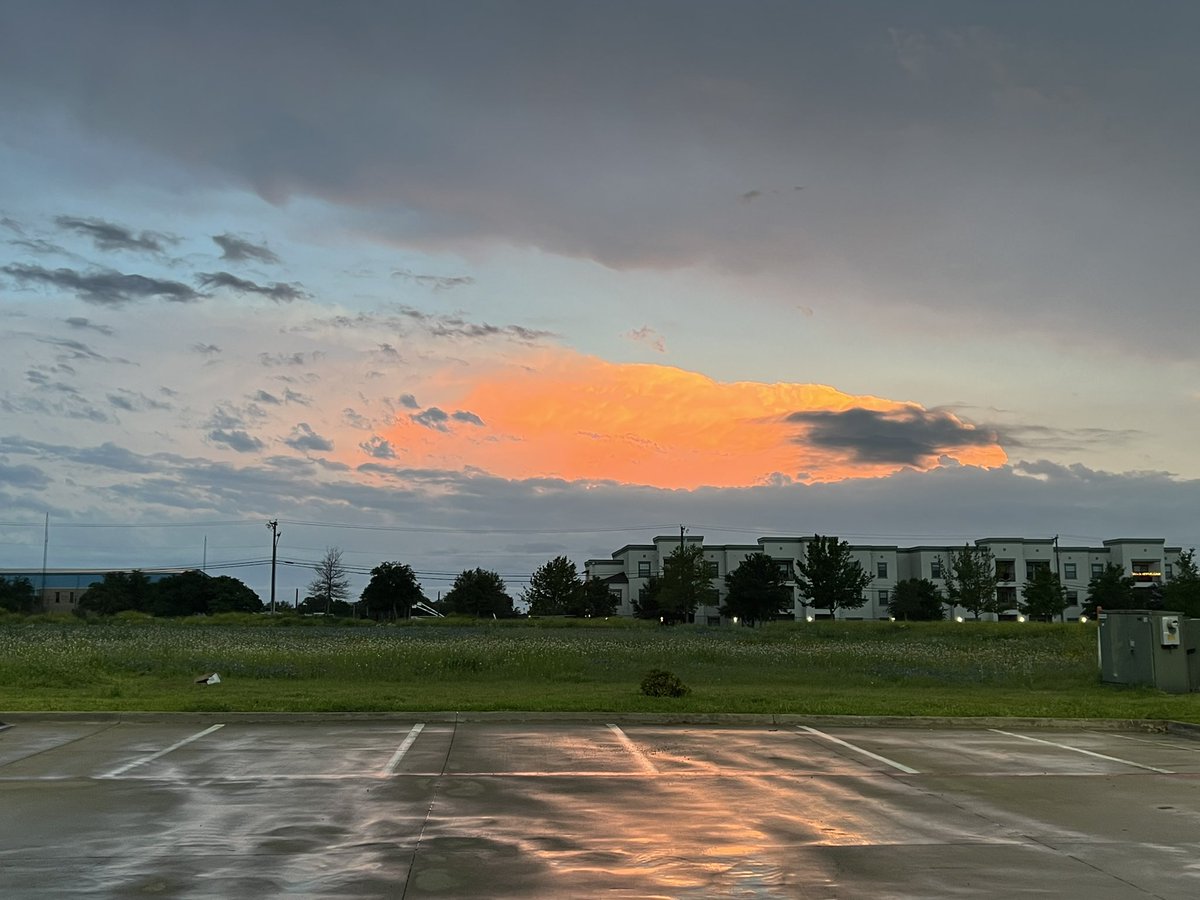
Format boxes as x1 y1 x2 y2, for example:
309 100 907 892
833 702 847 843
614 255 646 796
1 617 1197 721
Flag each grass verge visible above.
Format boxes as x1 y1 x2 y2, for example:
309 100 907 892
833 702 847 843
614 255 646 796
1 617 1197 721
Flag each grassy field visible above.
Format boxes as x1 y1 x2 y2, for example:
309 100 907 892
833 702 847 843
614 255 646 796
1 615 1198 721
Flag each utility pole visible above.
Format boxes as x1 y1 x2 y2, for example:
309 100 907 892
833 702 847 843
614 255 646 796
266 519 281 614
40 512 49 605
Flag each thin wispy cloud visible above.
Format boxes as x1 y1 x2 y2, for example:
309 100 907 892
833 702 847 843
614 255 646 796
54 215 173 254
3 264 200 305
197 271 306 302
212 233 279 264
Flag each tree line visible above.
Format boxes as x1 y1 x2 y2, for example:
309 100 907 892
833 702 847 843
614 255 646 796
5 541 1196 623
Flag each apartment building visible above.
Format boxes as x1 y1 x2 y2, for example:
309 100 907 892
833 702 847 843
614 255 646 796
585 535 1183 623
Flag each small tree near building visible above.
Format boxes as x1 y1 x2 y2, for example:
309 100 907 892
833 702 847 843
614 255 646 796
574 577 620 617
633 544 716 624
1084 563 1137 615
721 552 791 626
78 570 154 616
523 556 582 616
443 568 514 618
306 547 352 615
1163 549 1200 618
1020 568 1069 621
941 545 1000 620
0 576 37 614
360 561 427 620
794 535 871 616
888 578 944 621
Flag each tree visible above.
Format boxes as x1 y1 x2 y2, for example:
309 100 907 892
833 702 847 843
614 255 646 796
633 544 716 624
523 556 583 616
152 570 262 616
306 547 351 615
360 562 426 621
888 578 944 621
1163 549 1200 618
794 535 871 616
0 576 37 614
574 577 620 618
721 552 791 625
1020 568 1068 622
1085 563 1137 615
442 568 514 618
78 570 154 616
941 545 1000 619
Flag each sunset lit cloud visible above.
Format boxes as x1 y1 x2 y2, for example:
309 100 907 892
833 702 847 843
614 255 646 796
374 350 1006 488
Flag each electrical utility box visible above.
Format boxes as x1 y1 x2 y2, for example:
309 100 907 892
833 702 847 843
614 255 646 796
1098 611 1200 693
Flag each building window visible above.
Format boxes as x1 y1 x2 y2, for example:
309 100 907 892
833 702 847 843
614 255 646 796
705 561 719 577
1166 564 1173 580
1131 561 1160 583
877 561 888 578
995 560 1016 581
1066 590 1078 605
776 560 793 579
877 589 889 604
997 586 1017 609
1026 560 1050 580
1091 563 1104 577
1063 563 1077 580
609 590 622 602
637 561 651 578
930 559 942 579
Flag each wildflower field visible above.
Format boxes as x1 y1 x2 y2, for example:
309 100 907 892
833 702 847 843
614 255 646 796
1 616 1197 720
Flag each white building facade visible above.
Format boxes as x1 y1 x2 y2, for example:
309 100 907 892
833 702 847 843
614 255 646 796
585 535 1184 623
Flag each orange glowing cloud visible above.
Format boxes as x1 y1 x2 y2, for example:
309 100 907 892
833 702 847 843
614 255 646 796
373 349 1006 488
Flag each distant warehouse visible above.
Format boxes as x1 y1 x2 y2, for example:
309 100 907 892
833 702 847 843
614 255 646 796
0 568 189 614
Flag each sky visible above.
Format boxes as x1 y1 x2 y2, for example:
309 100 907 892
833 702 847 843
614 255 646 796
1 0 1198 603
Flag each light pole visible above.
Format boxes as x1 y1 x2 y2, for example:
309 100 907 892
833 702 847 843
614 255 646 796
266 519 281 613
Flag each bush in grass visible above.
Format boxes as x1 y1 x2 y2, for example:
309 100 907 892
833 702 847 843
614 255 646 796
640 667 690 697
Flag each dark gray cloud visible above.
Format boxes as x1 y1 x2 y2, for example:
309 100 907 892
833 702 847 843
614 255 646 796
8 237 73 256
33 335 108 361
359 435 396 459
212 233 279 264
392 268 475 291
252 390 281 405
398 394 420 409
343 408 371 430
192 342 221 355
2 3 1195 355
411 407 451 432
2 263 200 305
0 461 52 489
197 271 306 302
1 216 23 234
208 429 264 453
54 215 172 254
396 306 556 342
283 423 334 452
452 410 485 426
106 389 172 412
786 407 1000 466
259 351 321 367
65 317 114 336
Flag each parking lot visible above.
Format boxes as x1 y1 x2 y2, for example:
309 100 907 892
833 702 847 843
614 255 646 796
2 716 1199 898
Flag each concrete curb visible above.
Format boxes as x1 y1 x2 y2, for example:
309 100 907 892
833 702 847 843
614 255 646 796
0 710 1193 733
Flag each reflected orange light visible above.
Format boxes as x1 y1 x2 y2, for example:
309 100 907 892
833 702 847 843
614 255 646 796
376 350 1006 488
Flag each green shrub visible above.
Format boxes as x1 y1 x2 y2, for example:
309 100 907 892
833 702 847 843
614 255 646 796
640 667 690 697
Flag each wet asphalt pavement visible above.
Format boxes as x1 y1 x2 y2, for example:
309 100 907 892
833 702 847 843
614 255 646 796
2 717 1199 898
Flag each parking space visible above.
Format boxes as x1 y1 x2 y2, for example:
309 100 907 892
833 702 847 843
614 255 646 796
2 719 1199 897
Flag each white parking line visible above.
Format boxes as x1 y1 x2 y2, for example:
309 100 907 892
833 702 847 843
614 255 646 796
606 724 658 775
380 723 425 776
990 729 1174 774
797 726 920 774
100 724 225 778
